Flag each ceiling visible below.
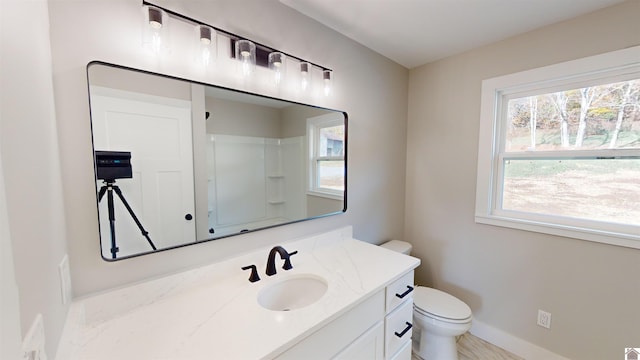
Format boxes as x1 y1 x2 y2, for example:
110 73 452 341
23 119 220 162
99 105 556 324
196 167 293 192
279 0 626 69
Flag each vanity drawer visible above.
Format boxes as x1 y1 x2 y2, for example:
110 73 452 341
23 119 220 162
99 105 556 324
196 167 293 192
384 299 413 359
385 271 414 313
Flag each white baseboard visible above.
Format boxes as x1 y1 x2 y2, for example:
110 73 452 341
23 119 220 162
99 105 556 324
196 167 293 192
469 319 570 360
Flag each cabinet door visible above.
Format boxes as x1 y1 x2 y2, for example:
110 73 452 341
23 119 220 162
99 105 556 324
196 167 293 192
333 321 384 360
276 290 384 360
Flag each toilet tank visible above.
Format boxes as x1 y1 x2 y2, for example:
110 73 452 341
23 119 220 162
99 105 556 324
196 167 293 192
380 240 412 255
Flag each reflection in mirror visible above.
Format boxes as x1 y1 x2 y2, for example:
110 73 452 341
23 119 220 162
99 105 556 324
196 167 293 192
87 62 347 260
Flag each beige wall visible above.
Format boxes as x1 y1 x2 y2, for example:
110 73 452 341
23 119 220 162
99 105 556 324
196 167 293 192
405 1 640 359
307 194 343 217
48 0 408 296
280 104 334 137
0 0 70 356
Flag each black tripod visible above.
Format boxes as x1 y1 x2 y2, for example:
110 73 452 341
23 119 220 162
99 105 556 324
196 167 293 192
98 180 156 259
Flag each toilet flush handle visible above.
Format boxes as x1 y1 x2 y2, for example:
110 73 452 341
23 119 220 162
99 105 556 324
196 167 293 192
395 285 414 299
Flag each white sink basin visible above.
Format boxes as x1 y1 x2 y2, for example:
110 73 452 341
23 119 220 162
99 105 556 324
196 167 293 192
258 275 328 311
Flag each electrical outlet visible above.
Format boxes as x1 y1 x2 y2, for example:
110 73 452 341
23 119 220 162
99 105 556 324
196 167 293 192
22 314 47 360
537 309 551 329
58 255 72 304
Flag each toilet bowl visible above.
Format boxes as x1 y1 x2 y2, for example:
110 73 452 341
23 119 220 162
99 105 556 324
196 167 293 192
412 286 472 359
380 240 472 360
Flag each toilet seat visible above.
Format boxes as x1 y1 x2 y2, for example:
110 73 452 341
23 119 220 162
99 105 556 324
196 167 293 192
413 287 472 323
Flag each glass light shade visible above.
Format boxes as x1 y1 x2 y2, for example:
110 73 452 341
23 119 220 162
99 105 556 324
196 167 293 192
142 5 168 54
323 69 332 96
196 25 216 66
235 40 256 77
300 62 311 91
268 52 286 85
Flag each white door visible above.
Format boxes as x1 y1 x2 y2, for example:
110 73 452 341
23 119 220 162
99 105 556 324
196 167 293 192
91 87 194 258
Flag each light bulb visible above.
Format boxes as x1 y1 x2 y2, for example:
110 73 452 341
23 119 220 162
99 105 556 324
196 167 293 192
143 6 167 54
300 62 310 91
197 26 215 67
241 51 252 76
235 40 256 77
323 69 332 96
201 47 211 66
269 52 286 86
242 57 252 76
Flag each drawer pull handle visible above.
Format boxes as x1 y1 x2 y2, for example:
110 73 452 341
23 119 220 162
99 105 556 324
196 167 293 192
395 285 414 299
394 322 413 338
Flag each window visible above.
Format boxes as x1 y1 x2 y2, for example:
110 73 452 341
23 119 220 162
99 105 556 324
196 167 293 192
476 46 640 249
307 113 345 199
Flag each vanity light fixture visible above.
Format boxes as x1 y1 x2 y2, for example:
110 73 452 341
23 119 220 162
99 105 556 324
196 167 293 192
235 39 256 77
141 1 333 92
196 24 216 66
142 5 168 54
323 69 332 96
268 52 286 85
300 62 310 91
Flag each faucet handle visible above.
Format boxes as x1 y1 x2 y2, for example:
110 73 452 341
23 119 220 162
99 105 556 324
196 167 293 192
241 264 261 282
282 250 298 270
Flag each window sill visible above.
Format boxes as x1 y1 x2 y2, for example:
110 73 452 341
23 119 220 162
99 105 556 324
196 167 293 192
307 190 344 201
475 213 640 250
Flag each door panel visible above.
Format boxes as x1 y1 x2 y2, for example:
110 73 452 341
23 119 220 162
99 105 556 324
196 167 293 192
91 90 194 258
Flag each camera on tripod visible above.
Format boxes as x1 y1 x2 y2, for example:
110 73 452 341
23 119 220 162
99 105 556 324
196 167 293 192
95 150 156 259
95 151 132 182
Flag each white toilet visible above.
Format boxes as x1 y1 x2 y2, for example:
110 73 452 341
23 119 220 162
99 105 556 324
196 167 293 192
381 240 472 360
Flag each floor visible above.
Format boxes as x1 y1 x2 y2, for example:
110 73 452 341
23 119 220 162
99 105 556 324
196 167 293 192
457 333 524 360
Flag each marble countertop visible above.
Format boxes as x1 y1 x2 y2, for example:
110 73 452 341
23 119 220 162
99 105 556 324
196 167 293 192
56 227 420 359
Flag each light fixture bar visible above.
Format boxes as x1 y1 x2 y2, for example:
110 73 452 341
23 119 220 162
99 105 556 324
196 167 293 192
141 0 332 73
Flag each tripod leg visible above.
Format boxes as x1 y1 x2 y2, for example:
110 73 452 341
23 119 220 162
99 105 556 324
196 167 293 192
112 185 157 251
98 185 107 202
106 187 119 259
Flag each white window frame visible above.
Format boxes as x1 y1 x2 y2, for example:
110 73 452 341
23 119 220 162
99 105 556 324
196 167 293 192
476 46 640 249
307 113 345 200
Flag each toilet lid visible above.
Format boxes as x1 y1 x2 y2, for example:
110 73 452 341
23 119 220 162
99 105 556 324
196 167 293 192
413 287 471 321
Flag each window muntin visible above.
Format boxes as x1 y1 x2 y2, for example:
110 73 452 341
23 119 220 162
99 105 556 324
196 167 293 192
476 46 640 249
307 114 345 199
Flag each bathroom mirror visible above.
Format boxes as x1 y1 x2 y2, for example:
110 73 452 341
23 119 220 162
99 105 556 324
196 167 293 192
87 62 347 260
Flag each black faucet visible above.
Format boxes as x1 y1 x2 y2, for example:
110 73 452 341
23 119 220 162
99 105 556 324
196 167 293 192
265 246 298 276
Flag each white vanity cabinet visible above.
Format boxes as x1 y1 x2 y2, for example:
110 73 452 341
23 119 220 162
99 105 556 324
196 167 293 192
56 229 421 360
276 269 415 360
